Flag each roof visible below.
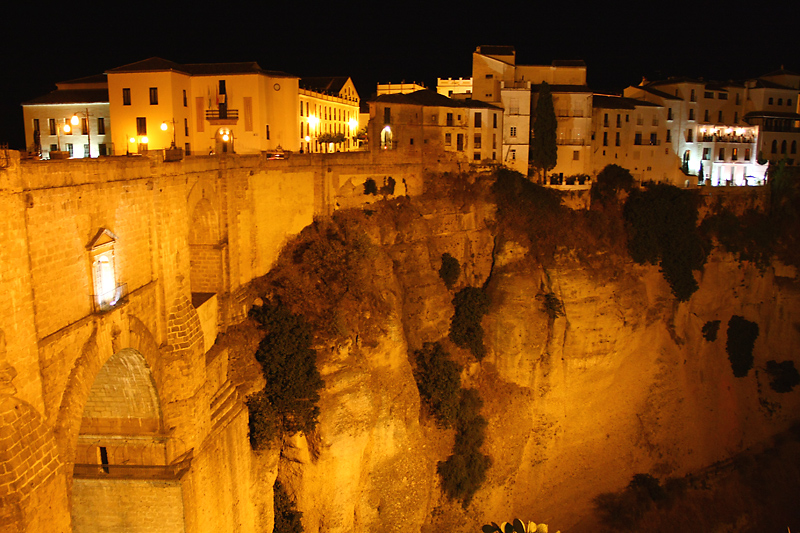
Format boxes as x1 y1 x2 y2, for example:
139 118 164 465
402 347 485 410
749 78 797 91
530 84 592 94
300 77 350 94
371 90 501 109
761 67 800 78
57 74 108 88
744 110 800 120
23 88 109 105
593 95 661 110
476 45 515 57
107 57 296 78
635 85 682 100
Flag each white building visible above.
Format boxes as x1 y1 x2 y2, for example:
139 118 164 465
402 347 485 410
22 74 111 159
437 78 472 98
299 77 361 153
742 69 800 165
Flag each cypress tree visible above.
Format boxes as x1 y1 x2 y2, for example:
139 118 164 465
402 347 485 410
530 81 558 182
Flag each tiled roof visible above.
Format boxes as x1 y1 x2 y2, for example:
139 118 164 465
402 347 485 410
593 95 660 109
58 74 107 86
371 90 501 109
300 77 350 94
23 88 109 105
750 79 797 91
107 57 189 74
636 86 682 100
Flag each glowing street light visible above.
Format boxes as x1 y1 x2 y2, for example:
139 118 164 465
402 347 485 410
161 119 177 148
70 108 92 157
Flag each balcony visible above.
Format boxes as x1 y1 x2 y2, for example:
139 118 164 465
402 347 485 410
634 139 661 146
205 108 239 125
699 134 756 144
556 138 586 146
91 283 128 313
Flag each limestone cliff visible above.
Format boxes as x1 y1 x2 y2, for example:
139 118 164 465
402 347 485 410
232 175 800 532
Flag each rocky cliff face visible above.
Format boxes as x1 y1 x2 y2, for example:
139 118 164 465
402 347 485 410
234 178 800 532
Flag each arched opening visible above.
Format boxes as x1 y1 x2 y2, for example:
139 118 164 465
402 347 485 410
71 348 187 533
214 128 234 154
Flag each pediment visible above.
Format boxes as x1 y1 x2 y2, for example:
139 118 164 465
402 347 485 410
87 228 118 250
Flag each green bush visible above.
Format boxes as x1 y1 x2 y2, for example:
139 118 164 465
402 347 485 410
437 388 491 507
702 320 720 341
273 480 304 533
539 290 564 320
411 342 462 427
591 164 634 204
594 473 683 530
624 183 707 301
700 208 775 269
246 300 324 449
726 315 759 378
449 287 490 360
439 252 461 290
765 360 800 393
363 178 377 195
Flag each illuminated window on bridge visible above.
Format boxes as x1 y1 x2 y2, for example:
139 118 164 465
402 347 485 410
88 229 124 312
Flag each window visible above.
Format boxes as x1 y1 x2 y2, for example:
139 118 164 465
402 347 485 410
718 148 725 160
300 102 303 116
781 140 787 154
485 74 493 79
49 118 56 135
510 149 516 160
615 132 620 146
718 111 723 123
745 148 751 160
667 108 673 120
704 91 714 99
493 113 497 128
50 144 57 152
736 93 741 104
492 133 496 149
89 229 120 312
778 98 783 106
474 152 481 161
97 117 105 135
384 107 391 125
792 141 797 154
703 109 709 122
184 118 189 136
573 150 580 160
690 89 696 102
603 131 608 146
66 143 73 156
718 92 727 100
84 144 90 157
33 118 40 133
634 132 642 145
122 88 131 105
266 125 270 140
510 126 517 137
136 117 147 136
185 143 191 155
686 129 693 142
772 140 778 153
98 144 107 156
219 80 226 95
732 148 738 161
616 114 621 127
474 112 482 128
183 89 187 107
474 133 481 148
650 132 658 145
81 117 88 135
625 114 629 123
445 133 451 146
603 113 609 127
734 112 739 124
666 130 671 143
702 148 710 160
689 109 695 120
788 99 793 107
769 97 774 105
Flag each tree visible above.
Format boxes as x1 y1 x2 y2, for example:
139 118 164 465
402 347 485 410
530 82 558 182
591 164 634 204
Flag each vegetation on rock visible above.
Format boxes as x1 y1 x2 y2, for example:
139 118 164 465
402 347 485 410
538 289 565 321
591 164 634 204
449 287 490 360
624 183 707 301
439 252 461 290
437 388 491 507
411 342 462 428
246 300 324 449
765 360 800 393
725 315 759 378
273 480 304 533
594 473 686 530
482 519 559 533
702 320 720 342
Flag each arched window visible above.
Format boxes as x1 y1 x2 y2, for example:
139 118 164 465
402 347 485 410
792 141 797 154
88 228 122 312
781 140 787 154
771 140 778 153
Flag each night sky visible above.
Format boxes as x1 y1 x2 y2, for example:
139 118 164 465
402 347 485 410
1 1 797 150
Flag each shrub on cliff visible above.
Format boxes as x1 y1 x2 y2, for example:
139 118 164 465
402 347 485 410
594 473 685 530
624 183 707 301
246 300 324 449
273 480 304 532
726 315 759 377
591 164 634 204
438 388 491 507
700 208 774 269
702 320 721 341
439 252 461 290
411 342 462 427
449 287 490 360
765 360 800 393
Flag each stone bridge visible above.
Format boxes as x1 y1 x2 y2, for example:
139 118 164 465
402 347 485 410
0 149 455 533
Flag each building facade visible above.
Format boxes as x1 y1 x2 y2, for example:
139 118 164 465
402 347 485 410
299 77 361 153
742 69 800 165
22 75 112 159
368 89 503 164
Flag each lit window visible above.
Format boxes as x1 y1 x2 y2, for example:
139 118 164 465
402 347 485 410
122 88 131 106
136 117 147 136
149 88 158 105
88 229 123 312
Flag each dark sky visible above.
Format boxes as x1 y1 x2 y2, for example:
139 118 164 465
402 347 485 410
2 1 797 150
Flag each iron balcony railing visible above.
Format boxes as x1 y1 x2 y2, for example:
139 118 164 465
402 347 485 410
205 109 239 120
91 283 128 313
556 138 585 145
634 139 661 146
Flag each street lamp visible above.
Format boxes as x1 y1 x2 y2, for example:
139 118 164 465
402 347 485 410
161 119 177 148
70 108 92 158
307 115 320 153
